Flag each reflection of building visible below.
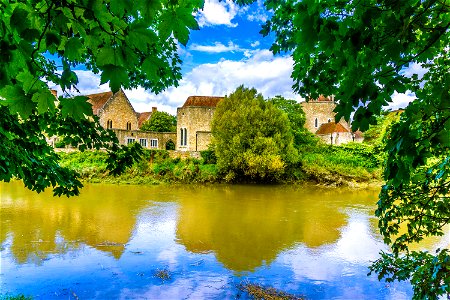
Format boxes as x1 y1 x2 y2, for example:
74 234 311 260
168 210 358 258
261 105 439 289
0 182 150 263
176 96 223 151
300 95 361 145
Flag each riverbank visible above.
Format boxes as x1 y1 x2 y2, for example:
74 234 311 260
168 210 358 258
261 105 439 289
58 143 383 188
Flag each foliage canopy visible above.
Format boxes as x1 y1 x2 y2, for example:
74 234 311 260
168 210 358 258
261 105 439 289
140 111 177 132
211 86 298 182
0 0 202 195
235 0 450 297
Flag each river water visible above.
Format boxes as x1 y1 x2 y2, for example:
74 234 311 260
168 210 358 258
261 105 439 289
1 181 447 299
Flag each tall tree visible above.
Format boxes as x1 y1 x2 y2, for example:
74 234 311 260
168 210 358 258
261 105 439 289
0 0 202 196
236 0 450 297
268 95 317 148
140 111 177 132
211 86 298 182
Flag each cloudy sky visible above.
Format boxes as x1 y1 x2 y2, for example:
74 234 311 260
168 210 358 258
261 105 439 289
52 0 416 115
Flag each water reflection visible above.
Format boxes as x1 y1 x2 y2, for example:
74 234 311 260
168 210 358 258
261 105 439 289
1 182 152 263
175 185 379 272
2 181 446 299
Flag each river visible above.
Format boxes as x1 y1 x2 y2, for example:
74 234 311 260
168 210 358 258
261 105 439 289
0 181 447 299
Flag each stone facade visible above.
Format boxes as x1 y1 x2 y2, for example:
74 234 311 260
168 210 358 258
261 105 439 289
113 129 176 150
176 96 223 151
300 95 358 145
88 89 139 131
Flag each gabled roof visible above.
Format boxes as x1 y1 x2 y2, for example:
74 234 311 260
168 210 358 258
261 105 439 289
87 91 113 115
137 111 152 128
182 96 223 108
316 122 350 134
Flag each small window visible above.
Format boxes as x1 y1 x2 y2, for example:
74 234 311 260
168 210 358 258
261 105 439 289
139 138 147 147
126 138 135 145
126 122 131 130
180 128 184 146
328 118 332 123
107 120 113 129
183 128 187 146
314 118 318 128
150 139 158 148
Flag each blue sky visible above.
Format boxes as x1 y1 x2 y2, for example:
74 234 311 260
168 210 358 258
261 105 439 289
53 0 416 115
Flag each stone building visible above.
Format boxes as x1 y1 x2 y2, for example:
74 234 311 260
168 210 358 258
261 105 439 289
300 95 358 145
176 96 223 151
87 89 139 131
85 89 176 150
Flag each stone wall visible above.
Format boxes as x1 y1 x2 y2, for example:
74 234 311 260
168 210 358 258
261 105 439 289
301 101 350 134
176 106 216 151
113 129 176 150
99 90 139 130
169 150 202 160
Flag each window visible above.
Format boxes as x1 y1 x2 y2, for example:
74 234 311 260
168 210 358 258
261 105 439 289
328 118 332 123
107 120 113 129
126 138 135 145
126 122 131 130
150 139 158 148
314 118 318 128
180 128 188 146
139 138 147 147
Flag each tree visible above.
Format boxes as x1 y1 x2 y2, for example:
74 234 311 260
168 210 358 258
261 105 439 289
236 0 449 297
0 0 202 196
140 111 177 132
211 86 298 182
268 95 318 148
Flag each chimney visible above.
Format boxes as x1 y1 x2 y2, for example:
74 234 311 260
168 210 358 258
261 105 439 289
152 107 157 113
51 90 57 98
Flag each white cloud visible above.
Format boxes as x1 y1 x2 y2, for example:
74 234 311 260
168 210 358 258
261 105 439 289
196 0 238 27
51 50 304 115
250 41 260 48
388 91 416 110
189 41 241 53
245 0 270 23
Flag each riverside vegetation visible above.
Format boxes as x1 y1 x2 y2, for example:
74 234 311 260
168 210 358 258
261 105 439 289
58 142 383 187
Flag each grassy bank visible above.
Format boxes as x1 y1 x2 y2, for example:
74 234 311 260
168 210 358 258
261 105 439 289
59 150 220 185
58 143 382 187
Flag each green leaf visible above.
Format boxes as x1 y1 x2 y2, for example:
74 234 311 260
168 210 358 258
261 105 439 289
64 38 84 61
100 64 129 92
16 70 36 92
31 90 56 114
0 85 34 118
177 7 199 30
10 6 30 34
60 96 92 120
128 22 156 52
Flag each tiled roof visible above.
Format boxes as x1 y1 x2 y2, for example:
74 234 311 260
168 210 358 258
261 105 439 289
87 91 113 115
182 96 223 107
316 122 350 134
137 112 152 128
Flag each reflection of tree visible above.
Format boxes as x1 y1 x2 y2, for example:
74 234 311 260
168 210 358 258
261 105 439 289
0 182 150 264
176 185 379 273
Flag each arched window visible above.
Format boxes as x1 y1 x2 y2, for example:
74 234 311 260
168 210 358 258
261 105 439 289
180 128 184 146
126 122 131 130
314 118 318 128
107 120 113 129
180 128 188 146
